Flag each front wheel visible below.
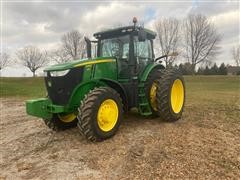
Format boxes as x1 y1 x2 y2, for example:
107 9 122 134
43 112 78 131
77 87 123 142
156 69 185 121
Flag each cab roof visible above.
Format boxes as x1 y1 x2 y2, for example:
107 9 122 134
93 26 156 40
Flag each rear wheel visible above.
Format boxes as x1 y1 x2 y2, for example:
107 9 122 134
145 69 163 116
156 68 185 121
77 87 123 142
43 112 78 131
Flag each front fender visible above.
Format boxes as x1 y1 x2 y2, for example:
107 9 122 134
67 80 106 109
99 78 128 111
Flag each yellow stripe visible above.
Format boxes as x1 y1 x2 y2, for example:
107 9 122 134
74 59 115 67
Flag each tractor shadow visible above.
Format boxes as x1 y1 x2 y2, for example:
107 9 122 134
122 108 165 127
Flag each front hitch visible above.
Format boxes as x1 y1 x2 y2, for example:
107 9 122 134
26 98 65 119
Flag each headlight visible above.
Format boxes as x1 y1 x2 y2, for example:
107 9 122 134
50 69 70 77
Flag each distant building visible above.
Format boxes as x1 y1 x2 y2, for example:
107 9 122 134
227 66 240 75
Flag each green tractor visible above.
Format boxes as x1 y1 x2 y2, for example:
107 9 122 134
26 18 185 142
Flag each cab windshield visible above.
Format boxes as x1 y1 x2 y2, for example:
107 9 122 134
100 35 129 59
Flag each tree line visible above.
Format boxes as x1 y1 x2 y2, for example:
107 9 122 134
0 14 239 76
176 62 230 75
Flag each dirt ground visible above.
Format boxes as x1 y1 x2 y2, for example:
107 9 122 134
0 97 240 179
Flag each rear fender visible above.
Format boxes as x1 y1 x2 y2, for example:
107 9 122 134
139 63 165 82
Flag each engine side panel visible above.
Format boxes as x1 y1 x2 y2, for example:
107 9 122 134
93 60 117 80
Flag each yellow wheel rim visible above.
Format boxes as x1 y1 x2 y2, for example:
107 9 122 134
150 82 158 111
171 79 184 113
97 99 119 132
58 113 77 123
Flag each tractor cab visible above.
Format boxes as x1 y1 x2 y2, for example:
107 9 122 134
89 21 157 79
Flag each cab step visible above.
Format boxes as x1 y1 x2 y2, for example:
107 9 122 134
138 82 152 116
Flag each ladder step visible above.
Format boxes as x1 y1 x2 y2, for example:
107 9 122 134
138 81 152 116
139 108 152 115
142 112 152 116
139 102 149 106
139 93 145 97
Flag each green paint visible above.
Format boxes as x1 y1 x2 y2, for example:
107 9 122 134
26 98 62 119
44 57 115 72
139 63 165 82
93 60 117 80
137 82 152 116
67 80 106 109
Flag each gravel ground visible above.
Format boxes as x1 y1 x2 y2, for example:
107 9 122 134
0 97 240 179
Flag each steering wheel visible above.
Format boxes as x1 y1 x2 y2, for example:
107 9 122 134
111 47 120 57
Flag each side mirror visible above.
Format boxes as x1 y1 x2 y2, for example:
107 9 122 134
84 37 91 58
138 28 146 42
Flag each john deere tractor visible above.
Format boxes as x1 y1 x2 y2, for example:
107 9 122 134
26 18 185 142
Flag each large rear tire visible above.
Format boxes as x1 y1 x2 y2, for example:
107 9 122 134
145 69 163 116
156 68 185 121
77 87 123 142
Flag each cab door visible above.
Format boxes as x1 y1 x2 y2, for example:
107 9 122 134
133 37 154 75
99 35 131 79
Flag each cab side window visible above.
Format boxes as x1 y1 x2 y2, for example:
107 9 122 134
134 38 152 60
100 35 130 60
122 43 129 59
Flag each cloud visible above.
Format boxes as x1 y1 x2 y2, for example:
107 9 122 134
1 1 239 76
3 2 101 52
79 2 146 34
191 1 239 16
210 10 239 39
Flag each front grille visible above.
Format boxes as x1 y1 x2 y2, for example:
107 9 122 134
45 67 84 105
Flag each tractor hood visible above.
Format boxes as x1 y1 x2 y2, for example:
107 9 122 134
44 57 116 72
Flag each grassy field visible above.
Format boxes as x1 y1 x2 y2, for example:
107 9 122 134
1 76 239 99
184 76 239 107
0 77 46 98
183 76 240 123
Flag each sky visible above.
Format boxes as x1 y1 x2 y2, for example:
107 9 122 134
1 0 240 76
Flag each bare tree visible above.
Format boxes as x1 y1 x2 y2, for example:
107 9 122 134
232 45 240 66
183 14 221 74
50 48 72 64
16 46 48 77
155 18 180 67
61 30 86 60
0 52 11 71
